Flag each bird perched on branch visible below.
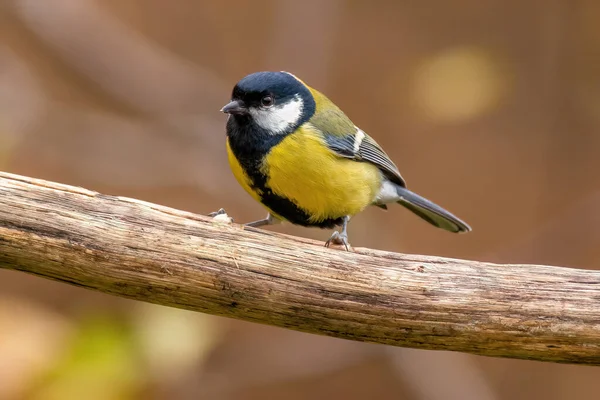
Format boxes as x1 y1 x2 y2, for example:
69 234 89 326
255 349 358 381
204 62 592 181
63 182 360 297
217 71 471 249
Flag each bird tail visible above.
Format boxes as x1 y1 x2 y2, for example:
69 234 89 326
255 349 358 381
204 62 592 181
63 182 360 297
395 186 471 233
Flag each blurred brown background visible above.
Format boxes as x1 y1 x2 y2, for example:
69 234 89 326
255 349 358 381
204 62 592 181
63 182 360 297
1 0 600 399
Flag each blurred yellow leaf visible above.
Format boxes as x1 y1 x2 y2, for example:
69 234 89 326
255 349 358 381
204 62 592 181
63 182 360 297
131 303 223 383
410 46 509 123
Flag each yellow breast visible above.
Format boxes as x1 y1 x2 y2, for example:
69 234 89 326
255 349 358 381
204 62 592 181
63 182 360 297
262 125 381 223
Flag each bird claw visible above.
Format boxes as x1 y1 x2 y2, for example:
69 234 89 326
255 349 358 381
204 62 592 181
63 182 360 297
208 208 227 217
325 231 351 251
208 208 233 224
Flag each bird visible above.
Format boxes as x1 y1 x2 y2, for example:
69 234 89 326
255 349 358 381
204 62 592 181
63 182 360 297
217 71 471 249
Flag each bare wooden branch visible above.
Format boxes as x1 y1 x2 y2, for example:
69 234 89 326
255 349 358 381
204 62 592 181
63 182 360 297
0 171 599 365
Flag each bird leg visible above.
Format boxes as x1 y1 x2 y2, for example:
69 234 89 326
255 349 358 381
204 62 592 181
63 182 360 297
325 216 351 251
245 213 280 228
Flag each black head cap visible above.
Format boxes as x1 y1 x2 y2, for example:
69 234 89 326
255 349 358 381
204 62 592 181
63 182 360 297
231 71 315 112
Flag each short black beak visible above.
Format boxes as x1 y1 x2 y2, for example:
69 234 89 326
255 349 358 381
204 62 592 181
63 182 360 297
220 100 248 115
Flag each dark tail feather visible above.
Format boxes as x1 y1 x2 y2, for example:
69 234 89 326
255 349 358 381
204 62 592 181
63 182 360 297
396 186 471 233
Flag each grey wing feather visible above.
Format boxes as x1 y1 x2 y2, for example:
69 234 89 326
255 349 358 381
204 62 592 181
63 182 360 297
358 134 406 186
322 127 406 187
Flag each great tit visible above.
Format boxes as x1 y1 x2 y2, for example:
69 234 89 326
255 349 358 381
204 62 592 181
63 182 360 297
219 71 471 249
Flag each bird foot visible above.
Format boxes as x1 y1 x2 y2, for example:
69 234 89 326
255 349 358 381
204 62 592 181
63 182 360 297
208 208 227 217
208 208 234 224
325 231 351 251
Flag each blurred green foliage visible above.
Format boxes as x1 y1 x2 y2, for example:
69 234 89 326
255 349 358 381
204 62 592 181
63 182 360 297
27 315 143 400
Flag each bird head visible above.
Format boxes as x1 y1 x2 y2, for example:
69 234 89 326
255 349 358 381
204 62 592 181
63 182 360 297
221 71 316 135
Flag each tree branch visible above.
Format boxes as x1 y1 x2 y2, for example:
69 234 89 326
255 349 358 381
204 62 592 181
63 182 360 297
0 171 599 365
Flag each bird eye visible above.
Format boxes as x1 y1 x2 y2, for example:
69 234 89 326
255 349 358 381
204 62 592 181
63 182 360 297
261 95 274 107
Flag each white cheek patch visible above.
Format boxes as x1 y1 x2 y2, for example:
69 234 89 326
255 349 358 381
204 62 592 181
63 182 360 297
250 95 303 134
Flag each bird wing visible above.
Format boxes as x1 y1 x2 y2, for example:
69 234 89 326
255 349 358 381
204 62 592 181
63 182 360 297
311 122 406 187
305 88 406 187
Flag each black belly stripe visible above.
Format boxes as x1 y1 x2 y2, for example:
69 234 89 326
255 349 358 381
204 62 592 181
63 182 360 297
244 158 345 229
227 119 344 229
258 187 345 229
